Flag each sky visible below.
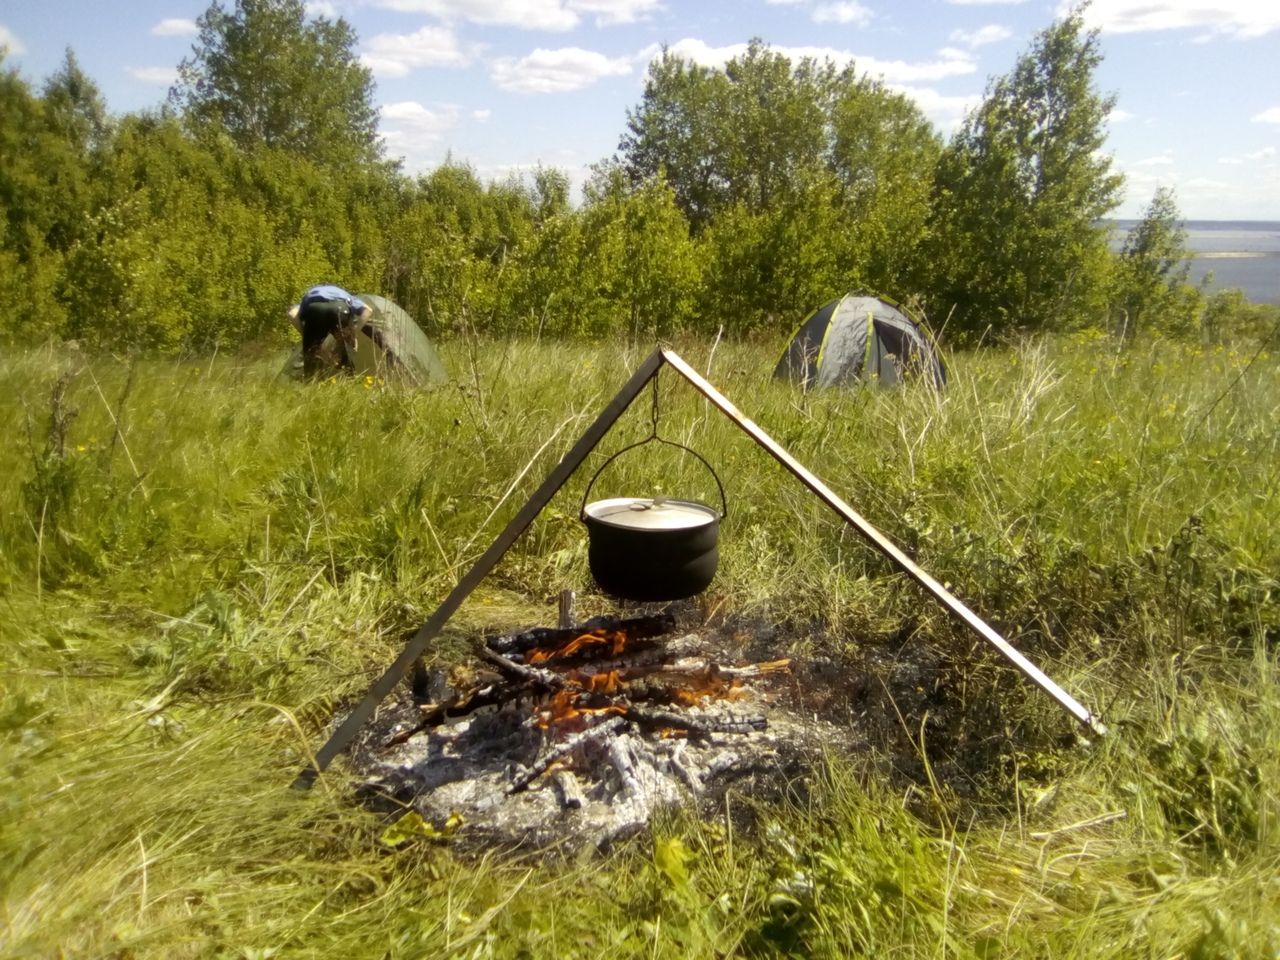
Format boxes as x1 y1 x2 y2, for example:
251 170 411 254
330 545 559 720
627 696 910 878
2 0 1278 219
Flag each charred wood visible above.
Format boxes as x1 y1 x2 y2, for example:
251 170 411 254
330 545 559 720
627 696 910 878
383 680 528 746
485 614 676 656
507 714 627 794
552 769 585 809
627 704 768 738
476 645 568 689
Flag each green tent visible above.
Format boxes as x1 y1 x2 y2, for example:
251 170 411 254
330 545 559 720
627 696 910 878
774 294 946 389
281 294 447 386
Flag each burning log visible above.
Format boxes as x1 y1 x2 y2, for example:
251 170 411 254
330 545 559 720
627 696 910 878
485 613 676 657
476 645 567 690
384 679 527 746
384 614 779 784
607 734 644 799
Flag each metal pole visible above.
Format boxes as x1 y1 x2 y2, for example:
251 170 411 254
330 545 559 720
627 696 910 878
660 349 1105 735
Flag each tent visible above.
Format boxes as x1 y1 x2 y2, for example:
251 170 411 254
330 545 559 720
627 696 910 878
281 294 448 386
774 294 946 389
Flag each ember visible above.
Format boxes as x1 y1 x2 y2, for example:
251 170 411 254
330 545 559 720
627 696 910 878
352 614 853 852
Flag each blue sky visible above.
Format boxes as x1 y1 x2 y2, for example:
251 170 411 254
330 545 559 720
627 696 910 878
2 0 1278 218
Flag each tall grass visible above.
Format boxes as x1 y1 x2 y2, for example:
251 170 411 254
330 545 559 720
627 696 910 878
1 333 1276 957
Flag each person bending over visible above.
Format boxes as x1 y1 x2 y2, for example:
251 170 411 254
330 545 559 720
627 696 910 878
290 285 373 377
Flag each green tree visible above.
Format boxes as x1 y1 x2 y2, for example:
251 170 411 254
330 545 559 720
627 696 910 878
620 41 838 231
0 50 108 339
170 0 380 167
619 41 941 331
829 78 941 297
1113 187 1200 338
924 8 1123 339
581 170 702 339
42 49 110 154
620 50 726 231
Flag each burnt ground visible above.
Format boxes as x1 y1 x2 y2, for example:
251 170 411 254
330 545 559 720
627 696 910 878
341 601 1078 854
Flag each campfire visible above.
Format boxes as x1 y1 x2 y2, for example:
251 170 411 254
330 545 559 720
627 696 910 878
351 613 854 852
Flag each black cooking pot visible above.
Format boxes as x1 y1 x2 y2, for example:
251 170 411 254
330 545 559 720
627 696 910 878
580 439 727 602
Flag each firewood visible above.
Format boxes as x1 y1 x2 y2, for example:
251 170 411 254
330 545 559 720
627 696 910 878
552 769 585 809
507 714 626 794
485 613 676 656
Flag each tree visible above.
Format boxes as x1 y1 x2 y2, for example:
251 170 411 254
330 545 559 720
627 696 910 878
618 40 942 330
923 9 1124 338
829 77 941 296
42 49 110 154
170 0 380 167
619 49 728 232
620 41 837 231
1113 186 1200 338
0 50 108 339
581 171 702 339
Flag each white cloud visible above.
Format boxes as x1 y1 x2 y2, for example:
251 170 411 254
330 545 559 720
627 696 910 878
1222 146 1279 164
1108 108 1135 122
375 0 576 30
945 0 1026 5
306 1 340 16
949 24 1012 47
370 0 658 30
1066 1 1280 39
812 2 873 26
379 100 462 170
473 108 492 122
127 65 179 85
891 85 982 132
1252 107 1280 123
568 0 662 26
646 39 976 84
858 51 977 82
1133 153 1175 166
361 26 470 78
0 23 27 54
491 47 632 93
151 18 198 37
766 0 806 4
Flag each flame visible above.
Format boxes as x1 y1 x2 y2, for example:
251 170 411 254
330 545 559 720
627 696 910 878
516 631 790 732
535 688 625 730
526 629 631 664
584 670 621 695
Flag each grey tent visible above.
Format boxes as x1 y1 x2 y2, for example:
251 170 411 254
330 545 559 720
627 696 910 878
281 294 448 386
774 294 946 389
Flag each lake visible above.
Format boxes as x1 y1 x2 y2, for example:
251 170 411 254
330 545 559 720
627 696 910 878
1109 220 1280 305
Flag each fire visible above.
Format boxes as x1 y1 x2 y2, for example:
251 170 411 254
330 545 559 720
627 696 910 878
526 628 631 664
535 688 625 731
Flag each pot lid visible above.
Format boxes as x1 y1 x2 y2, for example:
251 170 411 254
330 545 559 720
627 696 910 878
583 497 717 531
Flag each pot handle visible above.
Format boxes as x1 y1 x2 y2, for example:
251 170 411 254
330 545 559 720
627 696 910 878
580 437 728 521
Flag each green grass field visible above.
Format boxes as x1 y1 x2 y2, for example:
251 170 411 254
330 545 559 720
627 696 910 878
2 334 1277 958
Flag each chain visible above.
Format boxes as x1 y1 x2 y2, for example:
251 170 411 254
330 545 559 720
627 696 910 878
648 371 661 439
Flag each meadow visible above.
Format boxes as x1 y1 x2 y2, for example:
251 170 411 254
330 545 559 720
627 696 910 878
1 333 1277 958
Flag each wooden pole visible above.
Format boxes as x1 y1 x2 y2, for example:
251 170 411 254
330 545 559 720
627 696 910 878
659 349 1104 735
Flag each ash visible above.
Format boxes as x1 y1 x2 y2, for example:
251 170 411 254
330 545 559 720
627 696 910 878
347 617 858 853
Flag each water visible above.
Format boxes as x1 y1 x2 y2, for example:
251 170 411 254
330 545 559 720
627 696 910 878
1109 220 1280 305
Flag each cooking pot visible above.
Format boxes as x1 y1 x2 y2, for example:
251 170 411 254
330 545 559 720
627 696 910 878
580 439 727 602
